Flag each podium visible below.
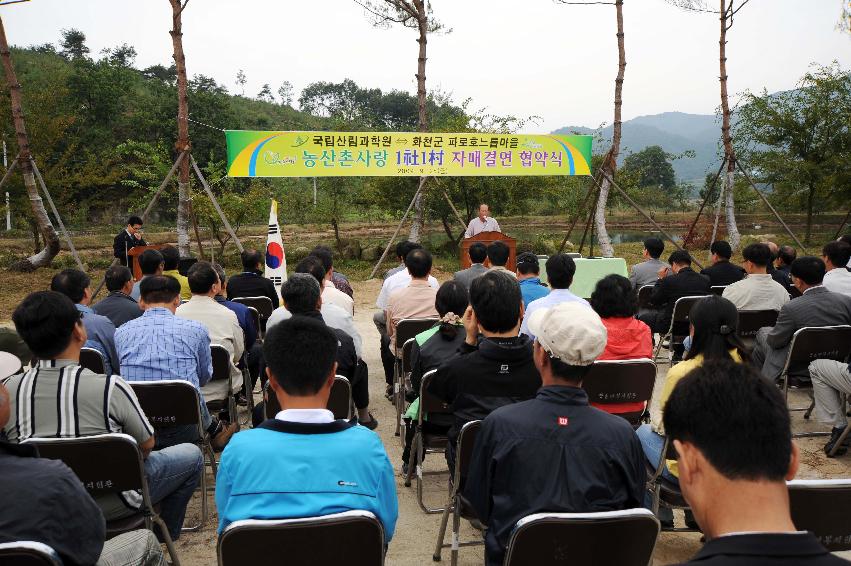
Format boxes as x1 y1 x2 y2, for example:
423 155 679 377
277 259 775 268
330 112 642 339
127 245 165 281
460 232 516 272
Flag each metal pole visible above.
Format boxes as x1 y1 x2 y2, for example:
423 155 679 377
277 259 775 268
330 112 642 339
30 158 85 272
833 209 851 240
190 154 244 253
313 177 317 206
0 155 18 193
557 178 598 254
682 157 726 248
5 191 9 230
368 178 425 280
2 140 6 168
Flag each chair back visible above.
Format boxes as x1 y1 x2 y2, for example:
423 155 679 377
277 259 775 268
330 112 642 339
0 542 62 566
455 420 482 487
244 306 262 338
581 359 656 426
402 339 416 374
23 433 147 496
669 295 704 337
504 509 660 566
736 310 779 341
130 380 203 431
79 347 106 375
419 370 451 416
636 285 654 310
328 376 352 420
211 344 232 382
232 296 274 323
394 318 438 355
217 510 385 566
782 326 851 375
710 285 726 296
789 479 851 551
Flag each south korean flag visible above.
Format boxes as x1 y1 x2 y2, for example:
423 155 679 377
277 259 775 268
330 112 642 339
264 199 287 298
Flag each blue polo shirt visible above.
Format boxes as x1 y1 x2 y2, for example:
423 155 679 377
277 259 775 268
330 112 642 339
518 277 549 308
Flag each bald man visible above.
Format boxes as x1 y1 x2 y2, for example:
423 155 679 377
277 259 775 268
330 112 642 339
464 203 501 238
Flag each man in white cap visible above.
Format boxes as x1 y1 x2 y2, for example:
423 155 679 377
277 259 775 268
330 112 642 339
464 302 645 566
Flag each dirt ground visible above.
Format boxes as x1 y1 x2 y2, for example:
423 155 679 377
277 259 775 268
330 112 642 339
154 277 851 566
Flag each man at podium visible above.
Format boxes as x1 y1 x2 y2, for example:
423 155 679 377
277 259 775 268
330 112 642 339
464 203 501 238
113 215 147 270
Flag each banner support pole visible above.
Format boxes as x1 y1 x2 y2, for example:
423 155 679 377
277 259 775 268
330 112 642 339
368 177 425 280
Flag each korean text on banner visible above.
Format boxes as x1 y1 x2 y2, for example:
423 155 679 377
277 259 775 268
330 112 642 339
226 131 592 177
264 200 287 297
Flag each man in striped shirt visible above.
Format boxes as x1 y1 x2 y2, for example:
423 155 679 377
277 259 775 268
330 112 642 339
4 290 203 541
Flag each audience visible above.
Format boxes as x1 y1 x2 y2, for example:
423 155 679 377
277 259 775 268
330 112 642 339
822 241 851 297
465 302 642 566
309 245 355 315
93 265 143 328
215 317 398 541
428 272 541 469
313 245 354 298
589 274 653 415
752 257 851 382
520 253 589 340
177 261 245 409
700 240 746 286
50 268 120 376
776 244 797 279
384 240 415 280
810 356 851 457
402 280 469 473
486 241 515 278
630 237 669 289
637 295 749 528
666 360 849 565
0 374 166 566
160 245 191 301
454 242 488 291
374 241 438 340
763 241 791 288
211 263 262 390
721 243 790 311
6 291 202 540
225 249 280 309
130 248 165 301
638 250 711 335
515 252 549 307
116 275 237 450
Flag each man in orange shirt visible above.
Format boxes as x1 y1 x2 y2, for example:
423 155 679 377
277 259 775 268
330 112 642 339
386 248 439 353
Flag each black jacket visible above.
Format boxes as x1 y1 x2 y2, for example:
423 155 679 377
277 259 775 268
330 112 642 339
112 229 146 268
427 335 541 448
464 386 645 566
226 271 280 309
701 260 746 286
295 311 357 379
771 264 792 288
673 532 849 565
649 267 711 326
92 291 142 328
410 325 467 395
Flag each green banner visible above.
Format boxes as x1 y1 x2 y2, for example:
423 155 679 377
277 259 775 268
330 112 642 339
225 130 592 177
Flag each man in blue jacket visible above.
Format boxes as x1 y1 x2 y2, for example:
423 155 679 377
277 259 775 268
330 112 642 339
215 316 398 542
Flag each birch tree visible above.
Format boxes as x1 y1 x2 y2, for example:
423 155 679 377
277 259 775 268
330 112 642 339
169 0 192 257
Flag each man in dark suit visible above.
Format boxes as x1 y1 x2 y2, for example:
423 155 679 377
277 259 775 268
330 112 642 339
92 266 142 328
752 256 851 381
112 215 147 270
226 249 280 309
638 250 711 334
700 240 745 287
453 242 488 291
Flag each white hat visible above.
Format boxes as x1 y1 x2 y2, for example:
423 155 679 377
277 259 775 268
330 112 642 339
0 351 21 381
527 302 607 366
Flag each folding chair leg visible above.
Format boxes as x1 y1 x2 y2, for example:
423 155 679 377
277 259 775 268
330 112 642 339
450 496 461 566
653 332 670 362
151 514 181 566
182 443 208 532
433 496 453 562
830 422 851 457
405 431 419 488
394 359 402 437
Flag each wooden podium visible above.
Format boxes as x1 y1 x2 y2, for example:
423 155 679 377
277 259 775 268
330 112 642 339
127 245 165 281
460 232 516 272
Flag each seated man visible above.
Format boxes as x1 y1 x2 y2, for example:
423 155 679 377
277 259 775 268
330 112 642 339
130 248 164 301
520 254 590 340
763 241 791 288
810 358 851 457
722 243 790 311
822 241 851 297
50 268 120 376
486 241 515 278
752 257 851 382
226 248 280 309
115 275 237 450
776 245 797 282
309 246 354 315
465 302 643 566
637 250 711 335
630 237 669 289
177 262 245 408
384 240 415 280
93 265 143 328
700 240 746 287
666 360 849 565
160 245 191 301
386 248 440 353
212 263 261 389
6 291 202 540
313 245 354 298
0 378 165 566
428 271 541 468
454 242 488 292
216 317 398 541
516 252 549 308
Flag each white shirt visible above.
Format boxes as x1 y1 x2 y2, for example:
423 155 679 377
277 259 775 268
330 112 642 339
323 280 354 315
721 273 790 311
275 408 335 423
267 303 363 359
824 268 851 298
375 270 439 309
520 288 591 340
464 216 501 238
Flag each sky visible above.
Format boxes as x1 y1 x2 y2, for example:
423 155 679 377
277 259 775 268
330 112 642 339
3 0 849 133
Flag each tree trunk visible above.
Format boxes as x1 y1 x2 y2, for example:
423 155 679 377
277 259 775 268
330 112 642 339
408 0 428 243
719 0 740 249
0 16 60 271
594 0 626 258
170 0 192 257
805 182 815 244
